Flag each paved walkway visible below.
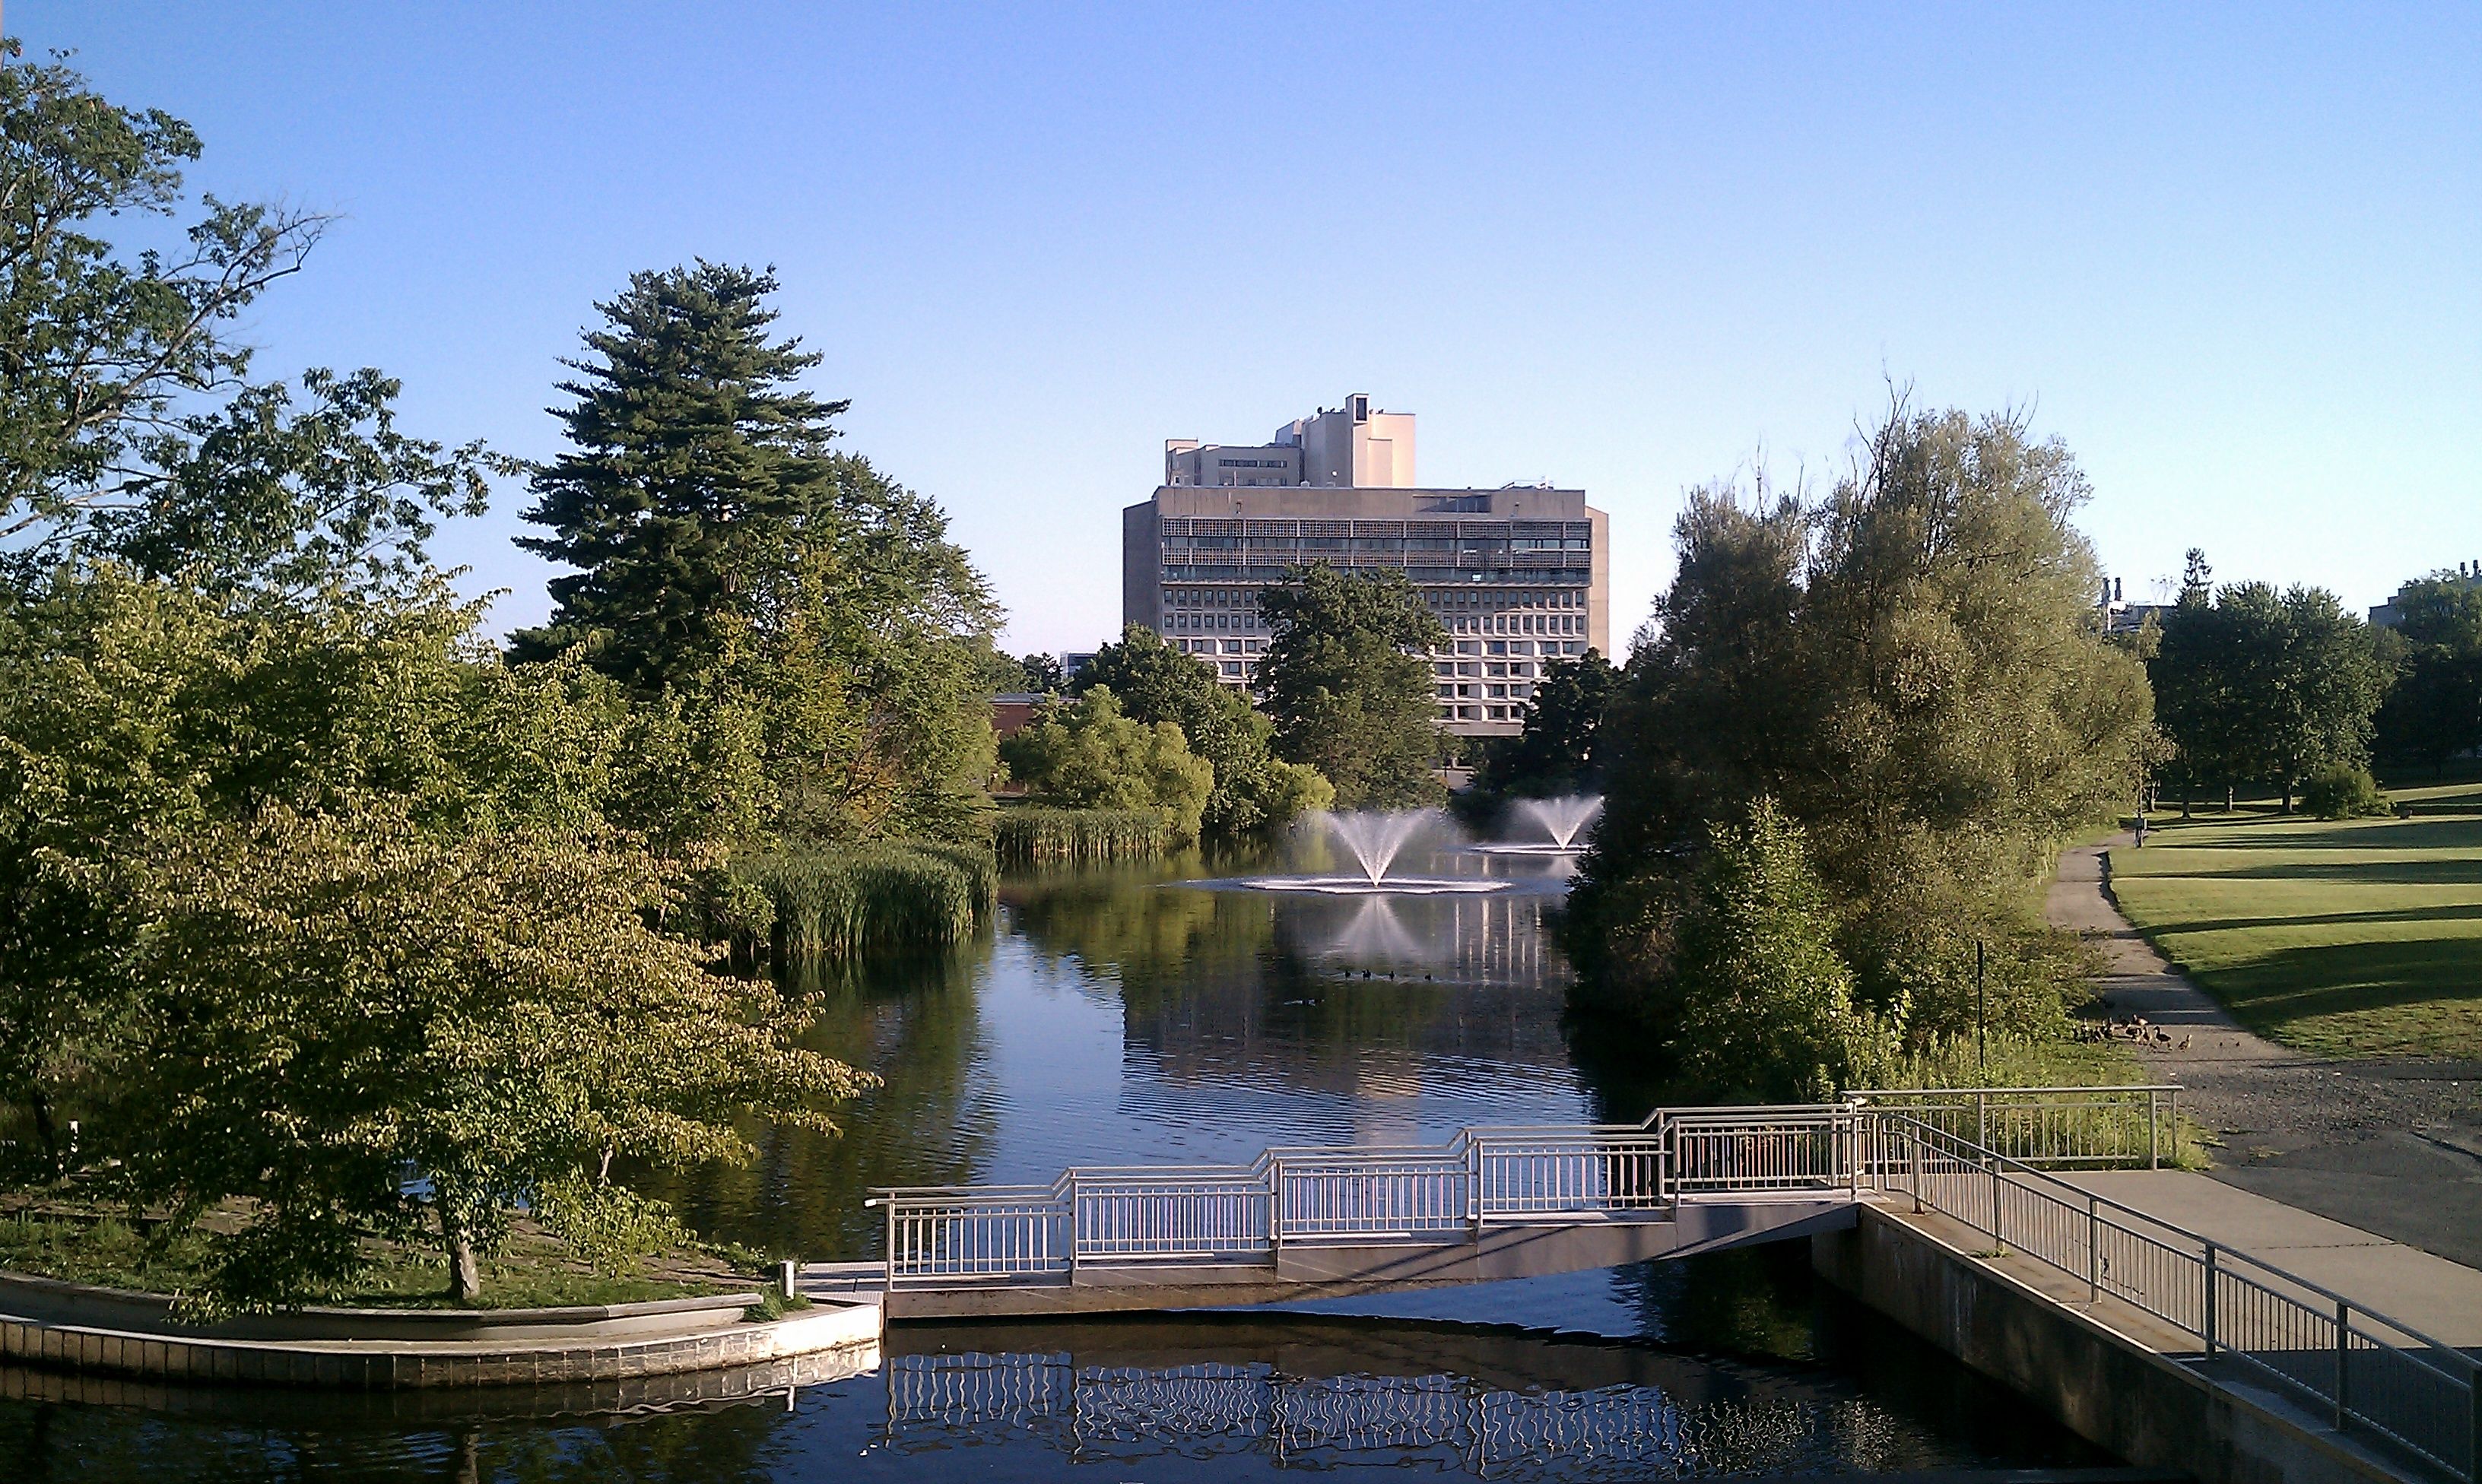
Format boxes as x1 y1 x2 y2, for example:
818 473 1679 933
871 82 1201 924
2048 839 2482 1270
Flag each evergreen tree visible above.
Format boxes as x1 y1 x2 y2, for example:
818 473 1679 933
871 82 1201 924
514 263 849 691
1256 565 1449 809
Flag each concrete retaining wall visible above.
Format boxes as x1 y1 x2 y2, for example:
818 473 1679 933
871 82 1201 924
0 1270 763 1341
1814 1205 2417 1484
0 1298 882 1390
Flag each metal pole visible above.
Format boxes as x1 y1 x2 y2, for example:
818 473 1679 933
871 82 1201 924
1977 1089 1988 1153
2149 1089 2161 1170
2203 1244 2219 1356
882 1202 896 1295
2334 1298 2350 1431
1976 940 1987 1080
1910 1124 1923 1214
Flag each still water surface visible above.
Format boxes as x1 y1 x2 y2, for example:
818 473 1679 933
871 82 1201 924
0 847 2105 1481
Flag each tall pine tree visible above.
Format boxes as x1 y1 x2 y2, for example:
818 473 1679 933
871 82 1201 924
514 262 849 690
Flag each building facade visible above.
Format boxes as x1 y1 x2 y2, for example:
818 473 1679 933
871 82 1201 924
1124 396 1610 737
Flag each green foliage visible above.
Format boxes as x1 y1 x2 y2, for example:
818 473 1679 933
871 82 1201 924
1471 648 1619 800
998 686 1214 842
2153 574 2391 811
991 806 1179 864
0 48 495 595
513 265 1000 848
1074 624 1331 836
1665 801 1901 1103
1256 565 1450 810
2374 574 2482 773
1573 404 2152 1051
730 845 994 959
112 801 870 1312
2303 762 2389 820
513 262 851 690
1016 652 1069 694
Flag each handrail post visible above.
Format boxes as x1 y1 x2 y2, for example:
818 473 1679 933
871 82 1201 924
2203 1243 2219 1356
1909 1123 1922 1214
2334 1298 2350 1432
883 1199 897 1295
1976 1090 1988 1152
1067 1175 1080 1280
2149 1089 2161 1170
2465 1352 2480 1484
1268 1159 1284 1260
1467 1137 1483 1239
2087 1194 2100 1302
1990 1150 2004 1247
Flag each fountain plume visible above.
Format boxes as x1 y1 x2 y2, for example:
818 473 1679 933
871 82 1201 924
1515 794 1602 851
1316 809 1440 886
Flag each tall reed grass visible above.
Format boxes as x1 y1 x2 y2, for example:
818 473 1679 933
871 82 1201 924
732 843 996 959
992 806 1176 864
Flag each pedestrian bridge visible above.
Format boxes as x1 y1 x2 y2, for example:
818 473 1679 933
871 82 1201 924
801 1091 2176 1320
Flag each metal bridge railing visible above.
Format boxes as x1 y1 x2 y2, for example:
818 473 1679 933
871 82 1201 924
1847 1085 2182 1168
868 1105 1865 1289
1879 1111 2481 1482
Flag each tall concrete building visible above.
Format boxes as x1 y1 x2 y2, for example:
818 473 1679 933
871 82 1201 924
1124 395 1610 737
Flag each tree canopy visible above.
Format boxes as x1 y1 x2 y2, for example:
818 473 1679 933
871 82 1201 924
998 686 1216 842
516 266 1000 848
1255 565 1449 810
2373 574 2482 775
1074 624 1331 836
1573 403 2154 1052
0 55 883 1310
1471 648 1619 801
2152 575 2390 811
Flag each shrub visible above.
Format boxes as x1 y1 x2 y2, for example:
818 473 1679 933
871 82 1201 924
2303 763 2389 820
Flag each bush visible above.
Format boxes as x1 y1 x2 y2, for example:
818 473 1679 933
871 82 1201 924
992 806 1177 864
2303 763 2389 820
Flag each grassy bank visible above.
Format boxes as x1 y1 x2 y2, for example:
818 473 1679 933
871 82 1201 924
732 842 996 959
2107 809 2482 1059
992 805 1179 864
0 1205 744 1309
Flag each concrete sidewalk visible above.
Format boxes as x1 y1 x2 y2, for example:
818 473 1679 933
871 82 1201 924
2048 839 2482 1270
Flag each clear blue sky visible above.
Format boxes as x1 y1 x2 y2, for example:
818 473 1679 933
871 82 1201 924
19 2 2477 652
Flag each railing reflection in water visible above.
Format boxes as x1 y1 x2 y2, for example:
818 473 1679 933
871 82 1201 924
881 1352 1910 1480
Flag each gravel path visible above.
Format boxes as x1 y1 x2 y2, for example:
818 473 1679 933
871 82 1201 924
2048 838 2482 1270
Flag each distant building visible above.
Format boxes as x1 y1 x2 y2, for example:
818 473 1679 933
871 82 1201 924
2097 576 2171 636
1125 395 1610 737
2370 562 2482 628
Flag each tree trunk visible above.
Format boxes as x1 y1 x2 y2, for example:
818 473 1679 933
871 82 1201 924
2224 784 2234 812
440 1206 482 1305
2280 779 2293 814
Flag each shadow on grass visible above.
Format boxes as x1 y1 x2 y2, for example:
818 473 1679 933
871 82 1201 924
2155 858 2482 886
2134 817 2482 854
2187 936 2482 1048
2136 901 2482 937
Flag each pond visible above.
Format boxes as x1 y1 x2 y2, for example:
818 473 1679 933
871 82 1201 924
0 845 2109 1481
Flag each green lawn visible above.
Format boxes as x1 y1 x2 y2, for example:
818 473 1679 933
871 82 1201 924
2109 808 2482 1059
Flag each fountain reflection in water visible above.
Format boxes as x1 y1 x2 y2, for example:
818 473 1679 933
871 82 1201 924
1240 809 1509 896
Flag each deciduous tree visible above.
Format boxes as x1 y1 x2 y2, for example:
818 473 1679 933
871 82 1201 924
1256 566 1449 810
